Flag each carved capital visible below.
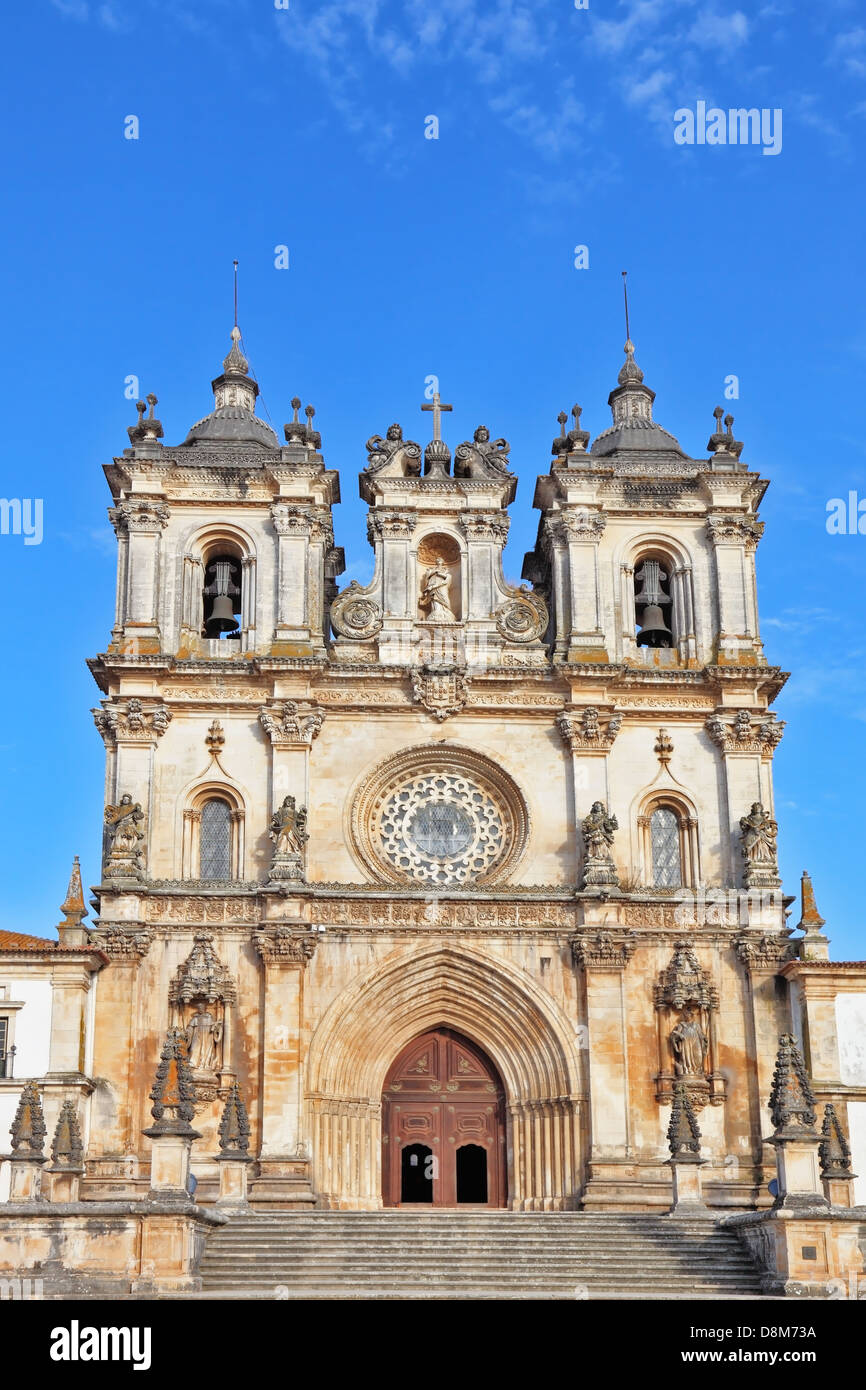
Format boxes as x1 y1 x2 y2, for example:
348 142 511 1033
706 514 764 549
259 701 325 747
570 930 637 970
253 927 318 967
734 932 797 971
271 503 313 537
91 925 155 961
706 710 784 757
558 707 622 752
458 511 510 543
93 699 172 746
546 509 607 547
367 511 416 542
111 500 170 533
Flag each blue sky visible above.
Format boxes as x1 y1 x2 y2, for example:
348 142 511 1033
1 0 865 955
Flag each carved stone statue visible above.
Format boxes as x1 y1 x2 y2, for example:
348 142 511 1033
670 1006 709 1077
739 801 780 888
580 801 620 889
104 794 146 879
365 422 422 476
268 795 309 882
419 558 454 623
454 425 511 479
185 1001 223 1073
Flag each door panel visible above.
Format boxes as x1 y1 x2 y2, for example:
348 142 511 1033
382 1027 506 1207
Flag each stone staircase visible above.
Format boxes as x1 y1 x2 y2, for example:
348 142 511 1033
197 1210 766 1299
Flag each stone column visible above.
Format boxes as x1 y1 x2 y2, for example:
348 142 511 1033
706 514 763 663
572 931 636 1206
46 961 93 1078
734 934 796 1195
560 511 608 661
251 927 318 1207
272 504 312 643
114 499 169 648
85 926 154 1185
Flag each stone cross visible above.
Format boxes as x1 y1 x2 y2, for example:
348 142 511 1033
421 392 452 441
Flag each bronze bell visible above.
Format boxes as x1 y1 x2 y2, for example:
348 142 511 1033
205 595 239 636
636 604 673 648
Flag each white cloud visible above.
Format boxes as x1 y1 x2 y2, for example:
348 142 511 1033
686 10 750 50
50 0 89 18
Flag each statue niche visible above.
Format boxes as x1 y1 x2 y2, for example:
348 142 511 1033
169 933 237 1105
417 533 461 625
653 941 726 1109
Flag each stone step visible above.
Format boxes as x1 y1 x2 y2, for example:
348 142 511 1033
198 1211 765 1298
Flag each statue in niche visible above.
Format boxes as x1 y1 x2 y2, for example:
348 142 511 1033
670 1005 709 1077
185 1000 223 1073
168 933 236 1088
419 557 454 623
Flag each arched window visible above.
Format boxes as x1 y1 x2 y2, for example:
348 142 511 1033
650 806 682 888
634 556 674 649
637 796 700 890
202 554 241 640
199 798 232 880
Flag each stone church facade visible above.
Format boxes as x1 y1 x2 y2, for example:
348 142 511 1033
68 325 866 1221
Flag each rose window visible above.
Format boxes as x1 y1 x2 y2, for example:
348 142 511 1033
378 772 506 885
351 746 529 887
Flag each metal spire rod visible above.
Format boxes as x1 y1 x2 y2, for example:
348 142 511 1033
621 270 631 343
233 259 239 329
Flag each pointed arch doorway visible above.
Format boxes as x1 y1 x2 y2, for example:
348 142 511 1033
382 1027 507 1208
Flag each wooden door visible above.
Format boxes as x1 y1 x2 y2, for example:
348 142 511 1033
382 1028 506 1207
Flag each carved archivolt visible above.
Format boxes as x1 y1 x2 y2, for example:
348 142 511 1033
349 744 530 888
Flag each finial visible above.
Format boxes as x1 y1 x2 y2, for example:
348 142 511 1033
233 258 239 330
10 1081 47 1156
621 269 631 344
797 870 826 931
51 1099 84 1169
667 1082 701 1158
60 855 87 925
707 405 742 460
572 404 582 425
218 1082 251 1156
819 1103 854 1178
146 1028 198 1133
768 1033 817 1134
283 399 322 450
127 394 163 446
557 411 568 432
